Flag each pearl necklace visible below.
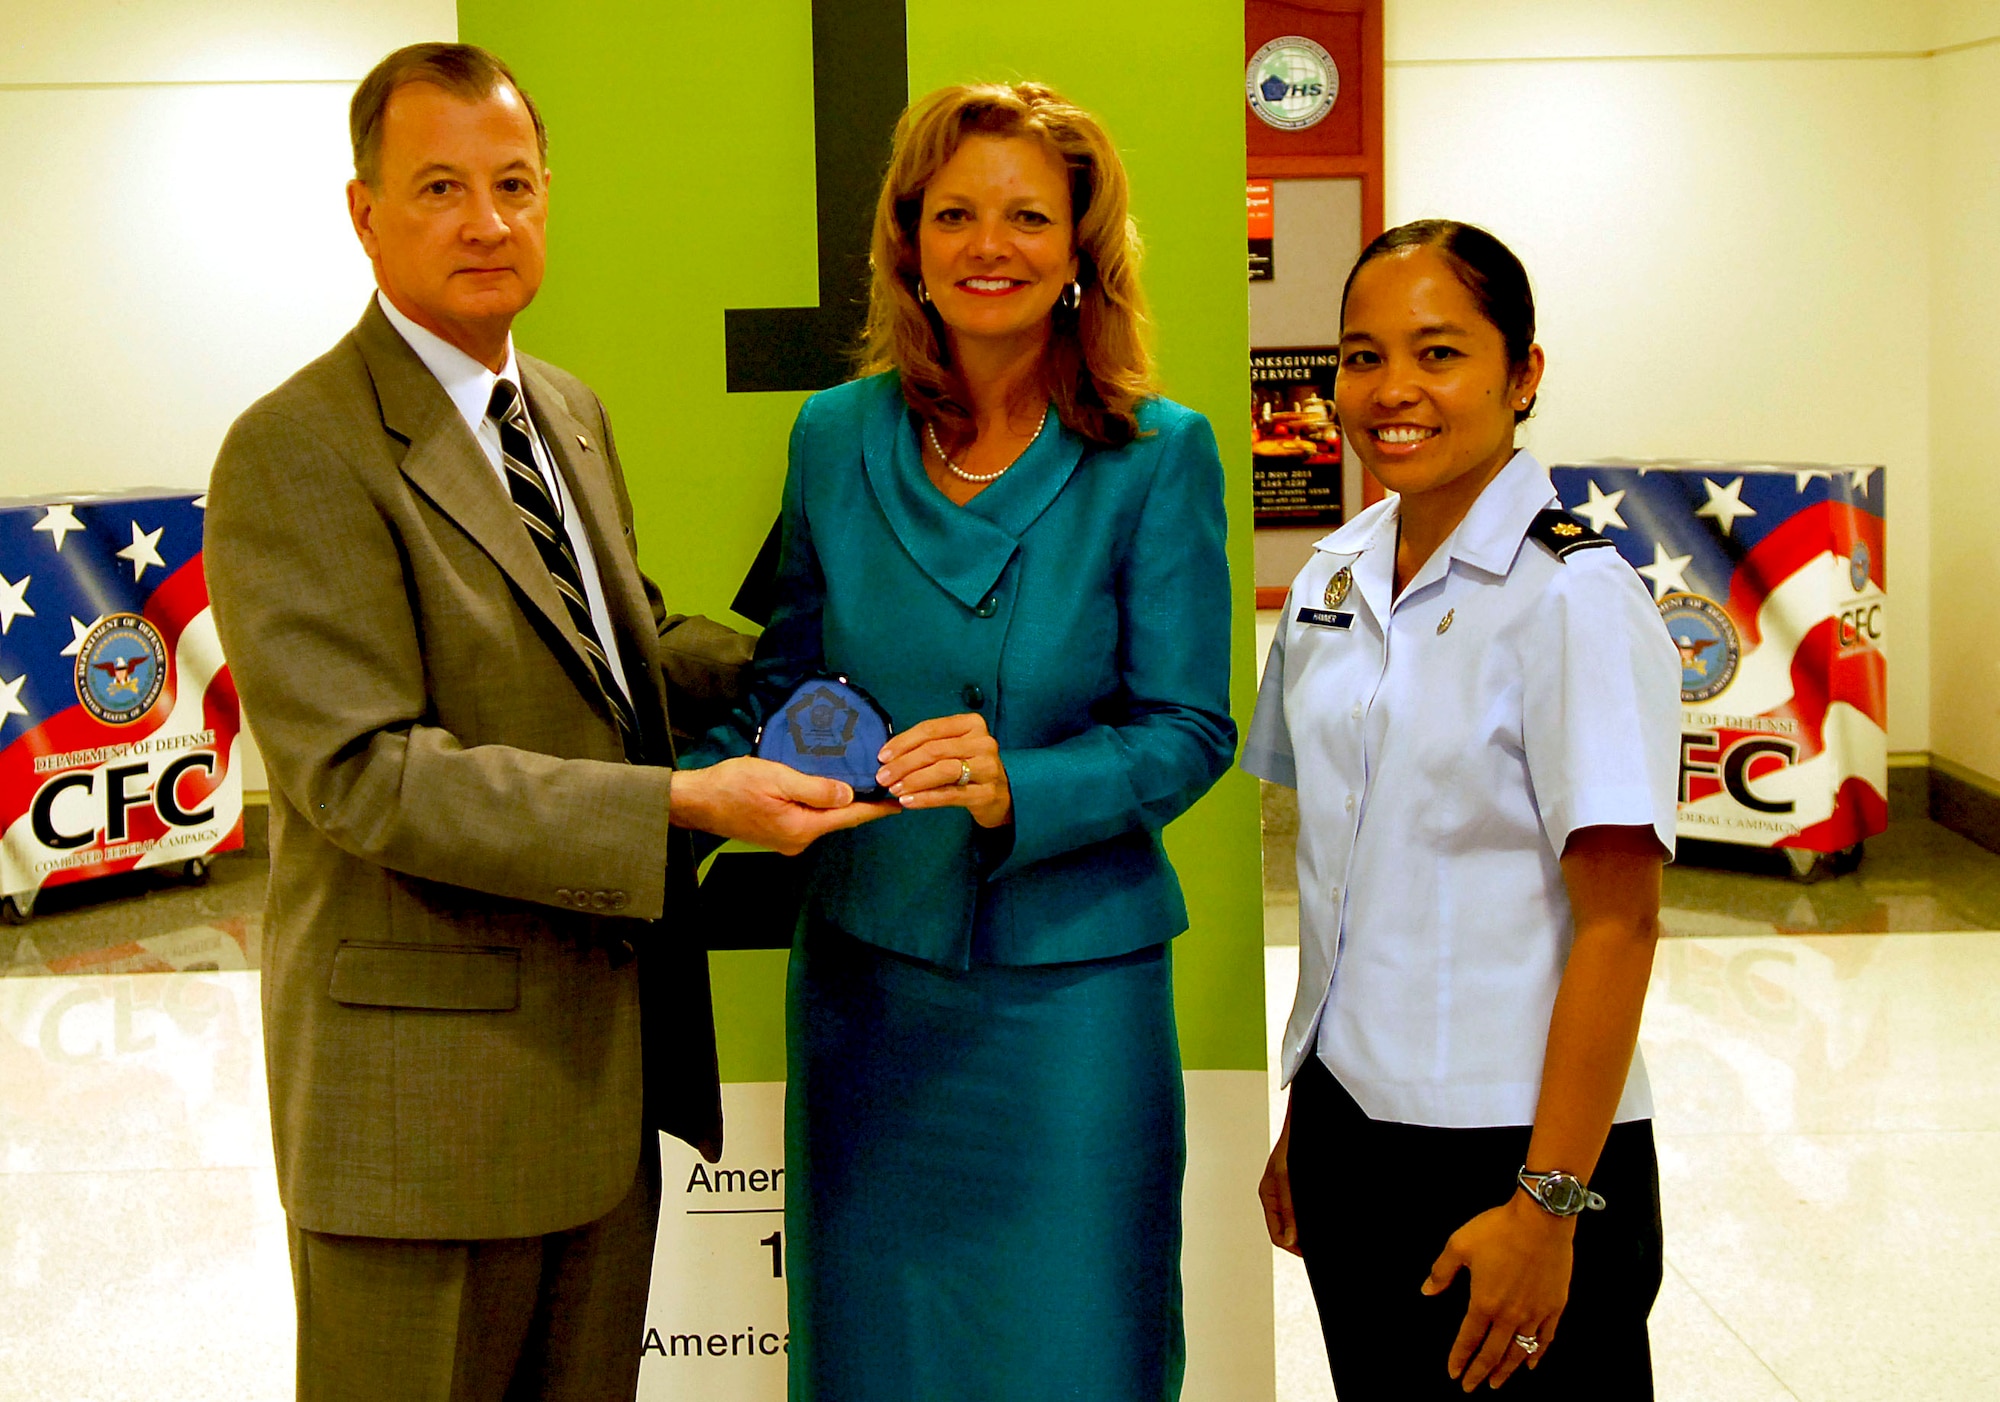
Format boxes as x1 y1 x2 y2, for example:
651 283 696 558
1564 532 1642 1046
927 410 1049 484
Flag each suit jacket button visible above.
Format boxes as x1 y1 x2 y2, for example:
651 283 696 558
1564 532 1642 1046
975 595 999 618
961 684 985 710
612 892 628 909
555 887 572 904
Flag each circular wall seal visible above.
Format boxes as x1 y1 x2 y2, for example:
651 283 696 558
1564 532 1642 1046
1849 540 1871 593
1246 36 1340 131
1659 593 1740 703
75 613 168 725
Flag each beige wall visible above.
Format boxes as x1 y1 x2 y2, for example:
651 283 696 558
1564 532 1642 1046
1387 0 1937 59
1380 1 2000 761
1936 0 2000 48
1 1 454 505
1927 34 2000 780
2 2 456 795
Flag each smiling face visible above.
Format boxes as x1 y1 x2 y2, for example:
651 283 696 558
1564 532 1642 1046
916 133 1079 359
1335 245 1544 505
347 80 548 369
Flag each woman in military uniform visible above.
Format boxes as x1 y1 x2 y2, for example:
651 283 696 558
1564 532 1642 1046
1245 221 1680 1398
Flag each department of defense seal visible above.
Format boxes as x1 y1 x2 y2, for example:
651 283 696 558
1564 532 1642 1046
75 612 168 725
1246 36 1340 131
1659 593 1740 703
785 684 859 759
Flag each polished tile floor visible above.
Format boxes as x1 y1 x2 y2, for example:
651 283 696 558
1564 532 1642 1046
5 812 1999 1399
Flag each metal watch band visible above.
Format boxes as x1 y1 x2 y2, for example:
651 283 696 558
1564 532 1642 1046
1516 1166 1607 1217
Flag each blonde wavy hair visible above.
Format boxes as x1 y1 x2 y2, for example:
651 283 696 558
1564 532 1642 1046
857 82 1155 450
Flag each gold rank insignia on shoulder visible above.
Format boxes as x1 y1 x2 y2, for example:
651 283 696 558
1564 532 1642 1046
1527 508 1614 560
1324 565 1353 608
1437 608 1455 635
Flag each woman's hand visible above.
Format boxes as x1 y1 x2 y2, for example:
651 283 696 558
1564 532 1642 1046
1259 1097 1302 1255
876 713 1012 828
1423 1193 1574 1391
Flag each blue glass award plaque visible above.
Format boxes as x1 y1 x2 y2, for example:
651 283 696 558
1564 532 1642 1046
754 675 895 801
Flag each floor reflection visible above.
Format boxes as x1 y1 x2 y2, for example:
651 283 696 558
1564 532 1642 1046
4 849 265 975
7 802 2000 1399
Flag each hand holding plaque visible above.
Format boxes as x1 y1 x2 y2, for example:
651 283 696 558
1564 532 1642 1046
875 711 1014 829
755 676 897 802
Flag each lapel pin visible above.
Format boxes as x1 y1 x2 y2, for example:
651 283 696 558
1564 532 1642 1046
1324 565 1353 609
576 433 591 452
1437 608 1455 636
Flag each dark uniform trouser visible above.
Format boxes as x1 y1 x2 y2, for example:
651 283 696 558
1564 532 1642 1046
287 1140 662 1402
1288 1057 1662 1400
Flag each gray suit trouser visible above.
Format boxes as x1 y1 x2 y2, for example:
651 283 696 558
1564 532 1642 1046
287 1140 661 1402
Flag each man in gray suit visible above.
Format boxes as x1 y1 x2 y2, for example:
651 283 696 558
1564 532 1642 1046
205 43 884 1402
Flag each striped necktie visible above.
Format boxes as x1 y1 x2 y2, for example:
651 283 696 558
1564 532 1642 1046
486 379 640 748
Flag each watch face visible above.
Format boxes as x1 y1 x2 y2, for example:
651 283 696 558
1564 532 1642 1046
1541 1175 1588 1215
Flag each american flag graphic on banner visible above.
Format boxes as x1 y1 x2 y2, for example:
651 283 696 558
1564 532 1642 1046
1 490 243 916
1550 462 1887 855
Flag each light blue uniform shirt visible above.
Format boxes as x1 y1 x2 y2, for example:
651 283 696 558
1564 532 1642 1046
1244 451 1680 1128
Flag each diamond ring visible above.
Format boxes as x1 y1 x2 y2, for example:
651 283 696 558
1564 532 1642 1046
1513 1334 1540 1356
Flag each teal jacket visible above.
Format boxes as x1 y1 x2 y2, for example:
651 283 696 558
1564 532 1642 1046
696 371 1235 968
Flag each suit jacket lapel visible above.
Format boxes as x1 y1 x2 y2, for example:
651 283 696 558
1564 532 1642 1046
353 302 602 696
860 381 1021 609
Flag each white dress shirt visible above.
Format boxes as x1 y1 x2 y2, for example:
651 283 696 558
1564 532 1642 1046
1244 451 1680 1128
376 292 632 704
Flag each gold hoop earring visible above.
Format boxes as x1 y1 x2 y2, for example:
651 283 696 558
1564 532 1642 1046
1059 281 1082 313
916 279 931 305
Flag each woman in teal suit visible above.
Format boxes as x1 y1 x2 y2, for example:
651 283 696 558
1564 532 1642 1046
691 82 1234 1400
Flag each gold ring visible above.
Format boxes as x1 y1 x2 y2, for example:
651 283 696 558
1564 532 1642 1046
956 759 973 787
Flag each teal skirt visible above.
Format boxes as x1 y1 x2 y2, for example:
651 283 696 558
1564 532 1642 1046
786 921 1186 1401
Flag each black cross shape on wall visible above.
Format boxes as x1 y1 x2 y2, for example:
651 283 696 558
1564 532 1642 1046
723 0 909 393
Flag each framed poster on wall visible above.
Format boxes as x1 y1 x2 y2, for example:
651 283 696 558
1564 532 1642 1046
1251 348 1342 525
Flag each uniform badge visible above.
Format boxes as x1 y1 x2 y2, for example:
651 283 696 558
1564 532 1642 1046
74 612 168 725
1659 592 1741 702
1324 566 1352 608
1436 608 1454 636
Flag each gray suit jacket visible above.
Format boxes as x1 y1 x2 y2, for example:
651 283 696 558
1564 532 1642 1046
207 299 740 1240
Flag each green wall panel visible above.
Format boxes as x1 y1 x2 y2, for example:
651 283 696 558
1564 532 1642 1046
457 0 1263 1077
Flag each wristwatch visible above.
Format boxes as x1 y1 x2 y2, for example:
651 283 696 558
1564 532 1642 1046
1516 1167 1606 1218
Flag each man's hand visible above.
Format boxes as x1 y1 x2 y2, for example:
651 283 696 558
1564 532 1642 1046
668 757 897 855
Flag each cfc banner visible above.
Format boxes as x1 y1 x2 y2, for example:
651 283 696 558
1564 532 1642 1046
1550 462 1887 859
0 490 243 919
